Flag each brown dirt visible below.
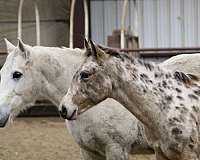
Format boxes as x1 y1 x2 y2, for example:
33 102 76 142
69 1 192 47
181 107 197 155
0 118 155 160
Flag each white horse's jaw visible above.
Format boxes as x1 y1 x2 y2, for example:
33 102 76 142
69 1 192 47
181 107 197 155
0 107 10 127
0 115 9 127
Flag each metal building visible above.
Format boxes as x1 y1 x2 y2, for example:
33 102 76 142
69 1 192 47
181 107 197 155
91 0 200 48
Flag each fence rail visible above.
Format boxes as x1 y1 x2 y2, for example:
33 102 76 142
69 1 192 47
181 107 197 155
0 19 69 24
119 47 200 57
1 46 200 58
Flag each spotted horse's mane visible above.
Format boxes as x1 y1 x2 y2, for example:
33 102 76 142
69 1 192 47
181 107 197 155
173 71 199 85
97 45 121 56
98 44 199 85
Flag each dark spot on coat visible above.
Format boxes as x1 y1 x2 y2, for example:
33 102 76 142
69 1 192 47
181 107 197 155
146 80 153 84
143 62 154 71
131 72 138 80
153 87 157 91
154 72 164 78
172 117 181 123
175 88 182 93
140 73 149 80
166 95 173 101
138 59 143 65
188 94 199 100
159 88 164 93
175 106 180 110
194 90 200 96
162 80 168 88
171 127 182 135
168 117 181 126
174 71 193 84
165 73 171 79
140 86 147 93
192 105 199 113
177 96 184 100
167 86 171 90
143 89 147 93
179 103 185 107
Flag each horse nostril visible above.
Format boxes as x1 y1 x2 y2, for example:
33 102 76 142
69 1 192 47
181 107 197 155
59 105 68 119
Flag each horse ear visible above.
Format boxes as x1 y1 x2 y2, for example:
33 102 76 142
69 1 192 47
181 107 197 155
4 38 16 53
89 40 97 56
17 38 25 52
84 38 90 50
89 40 105 60
17 38 29 59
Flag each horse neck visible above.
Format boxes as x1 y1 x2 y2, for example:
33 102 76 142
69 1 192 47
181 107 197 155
32 47 85 106
109 57 173 134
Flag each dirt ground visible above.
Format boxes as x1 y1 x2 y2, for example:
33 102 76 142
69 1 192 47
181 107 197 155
0 118 155 160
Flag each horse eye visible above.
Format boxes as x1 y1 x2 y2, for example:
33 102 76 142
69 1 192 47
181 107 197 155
80 72 91 80
13 71 23 80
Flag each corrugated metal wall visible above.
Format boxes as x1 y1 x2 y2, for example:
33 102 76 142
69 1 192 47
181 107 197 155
90 0 200 48
90 0 137 45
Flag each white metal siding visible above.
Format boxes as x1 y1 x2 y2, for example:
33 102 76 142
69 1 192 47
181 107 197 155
90 0 200 48
90 0 130 46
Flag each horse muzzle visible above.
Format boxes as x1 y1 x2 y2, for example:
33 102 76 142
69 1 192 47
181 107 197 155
59 105 77 120
0 114 9 127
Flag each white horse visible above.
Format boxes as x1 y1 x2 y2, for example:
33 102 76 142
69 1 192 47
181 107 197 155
0 39 153 160
0 39 200 160
161 53 200 75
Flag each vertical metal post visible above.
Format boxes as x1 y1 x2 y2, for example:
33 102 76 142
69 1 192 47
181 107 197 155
70 0 76 48
83 0 89 40
18 0 24 39
121 0 128 49
133 0 138 36
35 2 40 46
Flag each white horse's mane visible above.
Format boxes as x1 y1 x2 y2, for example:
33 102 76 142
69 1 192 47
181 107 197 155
31 45 84 56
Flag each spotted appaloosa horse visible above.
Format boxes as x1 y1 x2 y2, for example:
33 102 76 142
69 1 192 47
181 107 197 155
61 39 200 160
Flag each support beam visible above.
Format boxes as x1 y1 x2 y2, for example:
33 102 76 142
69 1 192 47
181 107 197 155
120 0 128 49
18 0 24 39
69 0 76 48
83 0 89 40
34 2 40 46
